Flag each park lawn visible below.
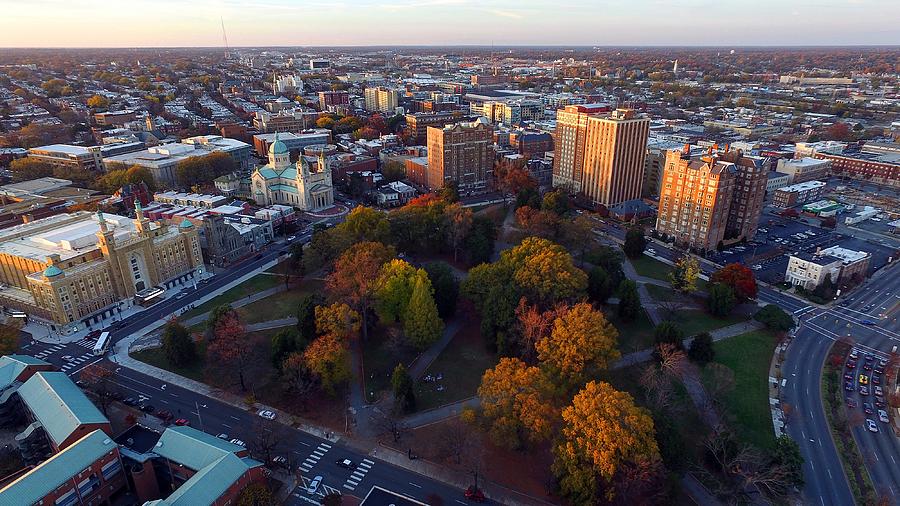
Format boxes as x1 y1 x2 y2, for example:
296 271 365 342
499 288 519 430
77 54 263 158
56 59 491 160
362 325 420 403
631 254 673 282
605 305 656 353
705 330 778 451
178 273 283 321
672 310 748 337
131 341 207 382
235 279 324 324
413 319 497 411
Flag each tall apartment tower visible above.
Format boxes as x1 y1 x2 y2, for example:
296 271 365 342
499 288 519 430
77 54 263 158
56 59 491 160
426 118 493 195
655 146 767 251
364 87 400 113
552 106 649 208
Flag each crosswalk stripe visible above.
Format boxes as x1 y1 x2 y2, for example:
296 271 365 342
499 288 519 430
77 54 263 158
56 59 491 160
358 462 372 469
303 458 316 465
308 455 320 461
312 450 325 456
346 478 359 485
362 458 374 465
352 470 365 478
343 485 355 491
319 443 331 449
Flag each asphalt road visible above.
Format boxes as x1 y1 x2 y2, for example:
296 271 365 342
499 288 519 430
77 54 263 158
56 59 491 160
17 216 492 505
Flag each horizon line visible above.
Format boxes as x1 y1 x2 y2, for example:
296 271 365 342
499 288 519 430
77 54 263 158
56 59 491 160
2 44 900 50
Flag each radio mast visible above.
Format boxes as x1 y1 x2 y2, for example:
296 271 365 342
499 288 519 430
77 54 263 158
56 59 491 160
221 17 230 60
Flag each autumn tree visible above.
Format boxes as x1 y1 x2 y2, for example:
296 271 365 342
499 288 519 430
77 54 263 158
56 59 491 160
326 241 395 340
315 303 361 339
514 298 561 363
511 237 587 305
207 311 251 391
237 483 277 506
86 94 109 109
336 206 391 244
623 226 647 259
711 263 758 301
669 255 700 293
80 364 115 415
303 333 350 395
0 321 21 356
617 280 641 322
553 381 660 504
161 320 196 368
444 203 473 263
708 282 737 317
404 271 444 349
561 215 594 267
536 302 620 388
391 363 416 413
478 357 557 448
271 328 302 371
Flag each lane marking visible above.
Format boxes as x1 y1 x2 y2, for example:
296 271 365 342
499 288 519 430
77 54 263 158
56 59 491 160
409 482 422 488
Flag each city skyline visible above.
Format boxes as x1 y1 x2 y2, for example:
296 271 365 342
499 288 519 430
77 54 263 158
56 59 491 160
2 0 899 47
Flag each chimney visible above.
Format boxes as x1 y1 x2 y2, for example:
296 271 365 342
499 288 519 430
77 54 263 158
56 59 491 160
683 143 690 154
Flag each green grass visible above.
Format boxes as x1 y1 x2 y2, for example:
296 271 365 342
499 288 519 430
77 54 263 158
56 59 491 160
704 330 778 450
644 283 682 302
235 279 324 324
413 322 497 411
605 305 656 353
363 325 420 403
630 254 673 282
178 273 284 320
672 310 749 337
131 341 207 382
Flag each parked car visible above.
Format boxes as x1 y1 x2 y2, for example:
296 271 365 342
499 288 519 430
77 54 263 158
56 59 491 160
156 410 173 422
879 410 890 423
174 418 190 426
859 374 869 385
860 386 870 396
872 375 881 385
465 486 486 503
217 433 229 440
845 381 855 391
864 402 874 414
844 371 855 380
874 386 884 397
307 475 323 495
139 404 155 413
257 409 276 420
846 398 858 408
230 438 246 447
846 360 857 369
122 397 138 406
866 419 879 433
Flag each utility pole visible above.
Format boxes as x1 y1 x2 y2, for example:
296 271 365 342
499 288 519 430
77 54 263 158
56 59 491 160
195 400 205 432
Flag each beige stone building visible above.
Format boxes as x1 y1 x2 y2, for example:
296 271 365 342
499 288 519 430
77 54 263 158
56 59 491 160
0 206 202 327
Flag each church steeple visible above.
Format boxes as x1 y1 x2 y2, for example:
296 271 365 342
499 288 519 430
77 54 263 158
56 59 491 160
134 199 150 236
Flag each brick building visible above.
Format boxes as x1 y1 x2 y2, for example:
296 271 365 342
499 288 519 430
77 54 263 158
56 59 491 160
426 118 493 194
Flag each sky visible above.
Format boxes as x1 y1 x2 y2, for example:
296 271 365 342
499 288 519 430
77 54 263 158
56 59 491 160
1 0 898 47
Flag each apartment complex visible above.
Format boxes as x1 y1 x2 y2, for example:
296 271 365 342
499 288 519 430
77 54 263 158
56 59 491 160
553 107 650 208
317 90 350 111
364 87 400 113
426 118 493 194
27 144 105 172
815 144 900 188
772 180 827 208
0 207 202 327
405 112 459 144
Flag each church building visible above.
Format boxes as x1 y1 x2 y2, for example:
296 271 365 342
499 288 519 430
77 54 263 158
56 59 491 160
250 133 334 211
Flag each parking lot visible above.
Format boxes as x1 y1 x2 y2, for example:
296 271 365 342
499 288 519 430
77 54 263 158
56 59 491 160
707 209 898 285
844 349 891 433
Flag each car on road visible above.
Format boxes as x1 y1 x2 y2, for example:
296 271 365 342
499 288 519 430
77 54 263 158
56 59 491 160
646 248 656 255
122 397 138 406
217 433 229 440
465 486 486 502
866 419 879 432
87 329 103 340
879 410 890 423
288 235 296 241
156 410 173 422
257 409 276 420
336 459 355 469
230 438 246 447
61 355 75 362
860 319 877 326
273 456 288 466
307 475 322 495
174 418 190 426
864 402 874 414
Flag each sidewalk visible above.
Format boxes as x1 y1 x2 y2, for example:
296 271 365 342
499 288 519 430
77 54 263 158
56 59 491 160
402 396 480 429
180 283 287 327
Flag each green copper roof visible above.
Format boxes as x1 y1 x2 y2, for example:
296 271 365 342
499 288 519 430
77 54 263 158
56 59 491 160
17 372 108 446
154 426 245 471
0 430 117 505
43 265 63 277
179 219 194 229
0 355 49 391
164 453 263 506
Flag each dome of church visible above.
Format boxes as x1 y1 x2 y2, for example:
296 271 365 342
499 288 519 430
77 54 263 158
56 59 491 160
268 133 289 156
179 219 194 229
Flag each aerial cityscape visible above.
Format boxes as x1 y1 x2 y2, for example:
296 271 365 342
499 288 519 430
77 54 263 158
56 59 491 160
0 4 899 506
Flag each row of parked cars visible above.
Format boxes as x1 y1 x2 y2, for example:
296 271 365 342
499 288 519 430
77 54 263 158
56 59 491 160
845 349 890 431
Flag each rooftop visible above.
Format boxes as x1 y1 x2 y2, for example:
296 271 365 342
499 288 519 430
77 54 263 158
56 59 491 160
820 245 870 264
153 425 245 471
17 372 108 447
776 180 827 193
0 430 117 505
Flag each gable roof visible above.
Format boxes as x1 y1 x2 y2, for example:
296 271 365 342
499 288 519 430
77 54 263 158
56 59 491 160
0 430 117 505
0 355 49 390
17 372 108 446
153 425 245 471
164 453 263 506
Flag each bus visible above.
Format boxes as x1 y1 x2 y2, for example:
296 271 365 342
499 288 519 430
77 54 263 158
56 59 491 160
92 331 111 356
5 309 27 324
134 286 166 307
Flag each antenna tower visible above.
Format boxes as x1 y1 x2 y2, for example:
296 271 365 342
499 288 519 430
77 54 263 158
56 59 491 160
221 17 230 60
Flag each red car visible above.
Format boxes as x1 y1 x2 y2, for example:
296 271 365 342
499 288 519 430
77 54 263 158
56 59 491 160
174 418 190 426
465 486 485 503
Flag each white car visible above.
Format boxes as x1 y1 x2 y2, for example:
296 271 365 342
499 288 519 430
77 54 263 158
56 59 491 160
307 475 323 495
866 419 878 433
646 248 656 255
230 438 246 447
878 410 890 423
61 355 75 362
258 409 276 420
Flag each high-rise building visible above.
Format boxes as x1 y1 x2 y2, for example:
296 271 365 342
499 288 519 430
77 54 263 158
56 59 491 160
426 118 493 194
405 112 459 144
364 87 400 113
655 147 768 251
318 90 350 111
552 107 650 208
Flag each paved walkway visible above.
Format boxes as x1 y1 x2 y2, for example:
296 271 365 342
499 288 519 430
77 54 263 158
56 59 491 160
181 283 287 327
402 397 481 429
622 256 664 326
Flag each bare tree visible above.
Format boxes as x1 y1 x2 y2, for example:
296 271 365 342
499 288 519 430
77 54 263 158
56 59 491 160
373 406 407 443
438 416 474 465
656 295 686 322
80 364 115 416
251 418 281 466
705 362 736 409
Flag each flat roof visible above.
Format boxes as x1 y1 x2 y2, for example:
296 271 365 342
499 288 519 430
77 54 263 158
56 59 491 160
29 144 96 155
776 180 827 193
820 245 869 264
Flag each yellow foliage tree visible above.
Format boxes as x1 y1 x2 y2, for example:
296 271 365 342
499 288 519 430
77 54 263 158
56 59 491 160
503 237 587 305
668 255 700 294
536 302 620 387
314 303 360 339
553 381 660 504
303 333 350 395
477 357 557 448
